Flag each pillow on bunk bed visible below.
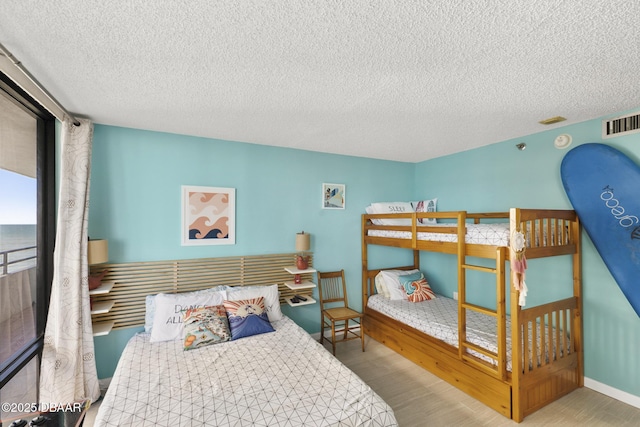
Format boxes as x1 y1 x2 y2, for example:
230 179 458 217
149 289 227 343
411 198 438 224
182 305 231 350
377 269 423 300
374 274 390 298
223 297 275 340
399 276 436 302
365 205 381 225
226 284 283 322
367 202 414 225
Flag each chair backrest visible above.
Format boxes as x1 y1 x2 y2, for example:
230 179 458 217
317 270 348 311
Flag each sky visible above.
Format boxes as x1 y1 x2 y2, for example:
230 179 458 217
0 168 36 224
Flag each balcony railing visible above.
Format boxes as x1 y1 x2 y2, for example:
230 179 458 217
1 246 36 276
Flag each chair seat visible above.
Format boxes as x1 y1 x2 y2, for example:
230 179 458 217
324 307 362 321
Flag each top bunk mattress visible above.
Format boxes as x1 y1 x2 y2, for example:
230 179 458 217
95 315 397 427
367 222 511 246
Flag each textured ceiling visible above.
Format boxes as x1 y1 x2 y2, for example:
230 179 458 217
1 1 640 162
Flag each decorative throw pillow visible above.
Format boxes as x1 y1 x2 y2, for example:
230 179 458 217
183 305 231 350
226 284 283 322
412 198 438 225
403 278 437 303
145 285 228 333
149 290 227 342
223 297 275 340
379 269 423 300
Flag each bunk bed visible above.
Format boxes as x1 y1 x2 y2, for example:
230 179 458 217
361 208 583 422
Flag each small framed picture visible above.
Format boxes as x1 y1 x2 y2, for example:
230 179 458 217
181 186 236 245
322 183 345 209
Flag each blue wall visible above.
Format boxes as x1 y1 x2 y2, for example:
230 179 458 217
90 111 640 402
89 125 414 378
413 110 640 399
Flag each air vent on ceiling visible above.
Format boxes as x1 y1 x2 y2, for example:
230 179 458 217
603 111 640 138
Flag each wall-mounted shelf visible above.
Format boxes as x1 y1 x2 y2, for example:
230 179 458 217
284 266 317 275
92 320 115 337
284 280 316 290
90 280 116 336
285 295 317 307
91 300 115 315
283 267 317 307
89 280 115 295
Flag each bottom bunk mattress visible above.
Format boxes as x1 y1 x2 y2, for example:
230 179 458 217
95 316 397 427
367 294 570 371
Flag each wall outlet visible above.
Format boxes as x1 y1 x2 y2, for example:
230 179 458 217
453 291 458 300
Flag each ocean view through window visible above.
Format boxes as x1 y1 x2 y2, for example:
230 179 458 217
0 72 56 420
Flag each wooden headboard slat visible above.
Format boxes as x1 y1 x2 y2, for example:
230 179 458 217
90 252 314 331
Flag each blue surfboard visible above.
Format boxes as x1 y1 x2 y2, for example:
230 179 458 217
561 143 640 316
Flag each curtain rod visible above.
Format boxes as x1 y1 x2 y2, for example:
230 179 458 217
0 42 80 126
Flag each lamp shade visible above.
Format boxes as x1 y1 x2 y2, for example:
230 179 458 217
295 232 310 252
88 239 109 265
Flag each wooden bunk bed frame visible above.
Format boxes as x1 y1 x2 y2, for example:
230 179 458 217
361 208 583 422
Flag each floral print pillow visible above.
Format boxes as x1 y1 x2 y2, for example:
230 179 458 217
183 305 231 350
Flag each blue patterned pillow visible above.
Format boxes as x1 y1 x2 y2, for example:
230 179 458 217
223 297 274 340
398 272 424 296
183 305 231 350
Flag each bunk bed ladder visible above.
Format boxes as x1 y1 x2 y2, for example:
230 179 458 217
458 243 508 380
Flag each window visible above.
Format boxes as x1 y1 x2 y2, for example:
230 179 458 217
0 72 55 418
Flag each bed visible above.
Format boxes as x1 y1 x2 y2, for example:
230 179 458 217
93 261 397 427
361 205 583 422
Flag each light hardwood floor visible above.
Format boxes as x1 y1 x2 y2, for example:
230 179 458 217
85 337 640 426
328 338 640 426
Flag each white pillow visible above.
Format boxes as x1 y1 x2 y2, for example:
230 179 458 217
144 285 228 333
226 284 283 322
378 269 423 301
149 290 227 342
412 198 438 225
374 273 390 298
365 205 382 225
369 202 414 225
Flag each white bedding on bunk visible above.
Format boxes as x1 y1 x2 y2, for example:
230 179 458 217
95 316 397 427
367 293 515 369
367 294 571 371
367 223 511 246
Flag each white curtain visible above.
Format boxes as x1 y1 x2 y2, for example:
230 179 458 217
40 118 100 404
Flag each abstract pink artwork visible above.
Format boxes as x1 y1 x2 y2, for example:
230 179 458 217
181 186 236 245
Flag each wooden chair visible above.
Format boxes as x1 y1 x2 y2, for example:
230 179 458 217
317 269 364 355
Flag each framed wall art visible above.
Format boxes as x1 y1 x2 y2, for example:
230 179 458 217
181 186 236 245
322 183 345 209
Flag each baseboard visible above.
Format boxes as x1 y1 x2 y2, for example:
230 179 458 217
582 377 640 409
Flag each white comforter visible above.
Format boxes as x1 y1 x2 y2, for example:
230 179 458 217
95 316 397 427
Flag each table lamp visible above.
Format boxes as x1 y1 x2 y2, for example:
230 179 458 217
294 231 310 283
88 239 108 290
